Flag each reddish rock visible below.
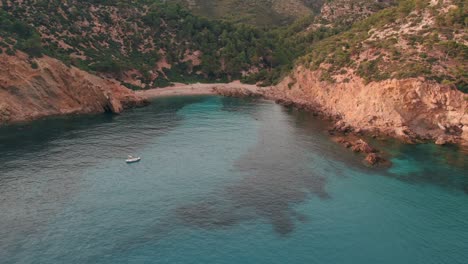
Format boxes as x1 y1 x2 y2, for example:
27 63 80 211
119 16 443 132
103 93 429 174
364 153 381 166
331 120 353 133
214 86 262 98
363 153 391 167
435 135 455 145
351 139 376 154
265 66 468 145
0 52 147 124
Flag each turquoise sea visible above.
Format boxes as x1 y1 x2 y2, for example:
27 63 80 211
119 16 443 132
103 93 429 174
0 96 467 264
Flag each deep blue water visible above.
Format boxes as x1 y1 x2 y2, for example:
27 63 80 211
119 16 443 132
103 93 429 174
0 96 467 264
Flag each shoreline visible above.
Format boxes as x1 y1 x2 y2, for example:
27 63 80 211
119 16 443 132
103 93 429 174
137 82 467 146
135 81 263 99
136 81 467 160
136 82 397 166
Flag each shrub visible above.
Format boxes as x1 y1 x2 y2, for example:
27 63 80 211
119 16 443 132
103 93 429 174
6 48 15 56
30 61 38 69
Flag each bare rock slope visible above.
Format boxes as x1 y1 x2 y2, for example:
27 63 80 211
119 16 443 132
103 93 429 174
267 67 468 145
0 52 147 124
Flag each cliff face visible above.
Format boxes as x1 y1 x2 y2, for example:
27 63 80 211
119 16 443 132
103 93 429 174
0 52 147 124
268 67 468 144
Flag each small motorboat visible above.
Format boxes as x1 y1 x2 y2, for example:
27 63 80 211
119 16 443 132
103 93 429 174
126 155 141 163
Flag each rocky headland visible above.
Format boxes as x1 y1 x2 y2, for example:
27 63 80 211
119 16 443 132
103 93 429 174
0 52 148 124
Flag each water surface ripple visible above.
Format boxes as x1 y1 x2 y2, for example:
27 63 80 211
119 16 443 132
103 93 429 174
0 96 467 264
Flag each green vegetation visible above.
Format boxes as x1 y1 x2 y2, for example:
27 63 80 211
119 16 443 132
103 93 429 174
172 0 323 27
0 0 465 92
30 60 38 69
299 0 467 92
0 9 42 57
141 2 283 84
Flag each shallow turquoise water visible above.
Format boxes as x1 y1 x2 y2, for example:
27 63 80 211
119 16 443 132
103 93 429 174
1 96 467 264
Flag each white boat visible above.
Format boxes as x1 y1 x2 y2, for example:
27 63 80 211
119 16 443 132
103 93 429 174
126 156 141 163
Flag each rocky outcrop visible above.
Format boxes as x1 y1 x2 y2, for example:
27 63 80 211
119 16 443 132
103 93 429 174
351 139 376 154
364 153 385 167
265 67 468 145
213 85 264 98
0 52 148 124
333 136 390 167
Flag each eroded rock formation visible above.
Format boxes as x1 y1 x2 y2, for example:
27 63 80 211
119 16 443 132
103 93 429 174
264 67 468 145
0 52 147 124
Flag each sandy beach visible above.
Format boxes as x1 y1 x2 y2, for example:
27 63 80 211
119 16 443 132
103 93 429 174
135 81 262 99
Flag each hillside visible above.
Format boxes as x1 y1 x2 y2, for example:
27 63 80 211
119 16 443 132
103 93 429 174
174 0 322 26
271 0 467 144
0 0 466 142
298 0 467 92
0 0 293 88
175 0 396 28
2 0 464 91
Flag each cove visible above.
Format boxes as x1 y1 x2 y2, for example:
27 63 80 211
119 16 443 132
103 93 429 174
0 96 467 264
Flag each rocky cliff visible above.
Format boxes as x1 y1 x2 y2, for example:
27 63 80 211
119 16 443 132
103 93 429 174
0 52 147 124
267 67 468 145
265 0 467 146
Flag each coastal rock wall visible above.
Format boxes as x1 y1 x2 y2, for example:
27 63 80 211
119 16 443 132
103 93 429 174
0 52 147 124
267 67 468 144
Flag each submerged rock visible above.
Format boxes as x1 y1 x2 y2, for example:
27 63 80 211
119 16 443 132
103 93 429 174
333 135 390 167
435 135 456 145
364 153 381 166
363 153 391 167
